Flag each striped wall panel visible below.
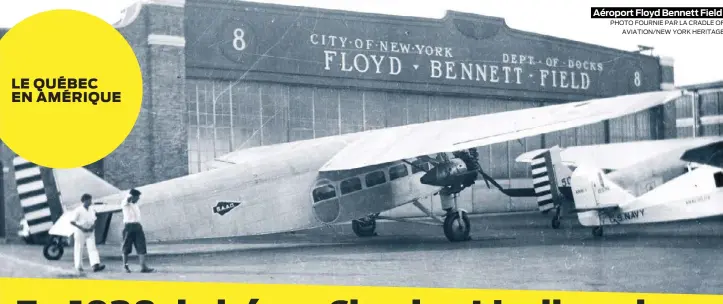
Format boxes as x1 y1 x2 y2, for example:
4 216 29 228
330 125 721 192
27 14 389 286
13 156 54 235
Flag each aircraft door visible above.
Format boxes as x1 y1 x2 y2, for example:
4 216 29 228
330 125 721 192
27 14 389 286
311 180 341 224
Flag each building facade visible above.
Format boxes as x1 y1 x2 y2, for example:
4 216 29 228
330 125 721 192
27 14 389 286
1 0 682 238
674 81 723 138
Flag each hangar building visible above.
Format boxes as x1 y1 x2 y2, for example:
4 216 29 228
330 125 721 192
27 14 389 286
3 0 710 240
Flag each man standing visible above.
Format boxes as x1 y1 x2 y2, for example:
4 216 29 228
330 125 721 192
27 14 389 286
70 193 105 273
121 188 154 273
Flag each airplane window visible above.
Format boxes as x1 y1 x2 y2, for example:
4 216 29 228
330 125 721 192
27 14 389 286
411 160 429 174
312 184 337 202
365 171 386 187
340 177 363 195
389 164 408 180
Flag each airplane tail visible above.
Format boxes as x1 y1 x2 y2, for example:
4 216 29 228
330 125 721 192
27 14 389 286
529 146 574 213
11 156 121 244
569 164 636 212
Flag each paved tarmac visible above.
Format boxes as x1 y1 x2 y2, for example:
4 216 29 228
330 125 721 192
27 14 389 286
1 212 722 294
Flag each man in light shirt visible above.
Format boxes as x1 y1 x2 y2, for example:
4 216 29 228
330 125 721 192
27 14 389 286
120 188 154 273
70 193 105 273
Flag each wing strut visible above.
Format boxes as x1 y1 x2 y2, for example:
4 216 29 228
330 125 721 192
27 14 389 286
452 148 537 198
475 166 536 197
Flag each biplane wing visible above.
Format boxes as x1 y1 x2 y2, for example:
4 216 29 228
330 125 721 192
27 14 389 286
515 136 723 171
680 138 723 169
319 90 683 172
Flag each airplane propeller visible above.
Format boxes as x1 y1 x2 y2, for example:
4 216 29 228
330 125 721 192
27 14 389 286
405 148 535 197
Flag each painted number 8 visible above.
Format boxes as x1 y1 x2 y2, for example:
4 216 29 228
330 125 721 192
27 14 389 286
634 71 641 87
232 28 247 51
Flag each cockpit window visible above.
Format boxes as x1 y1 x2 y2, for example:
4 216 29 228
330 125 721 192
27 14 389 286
365 171 386 187
312 183 337 202
340 177 363 195
389 164 408 181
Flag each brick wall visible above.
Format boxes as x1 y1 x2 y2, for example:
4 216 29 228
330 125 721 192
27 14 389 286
102 1 188 189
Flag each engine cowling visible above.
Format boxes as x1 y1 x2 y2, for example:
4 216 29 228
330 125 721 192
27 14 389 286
420 158 478 189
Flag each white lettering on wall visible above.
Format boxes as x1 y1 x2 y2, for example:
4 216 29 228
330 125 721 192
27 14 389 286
325 51 401 75
539 70 591 90
312 34 614 91
431 60 524 85
310 33 454 58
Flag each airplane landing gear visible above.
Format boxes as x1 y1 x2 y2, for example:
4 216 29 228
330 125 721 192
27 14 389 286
352 216 377 237
592 226 604 238
444 210 470 242
441 191 471 242
376 195 472 243
43 236 66 261
551 216 561 229
551 207 561 229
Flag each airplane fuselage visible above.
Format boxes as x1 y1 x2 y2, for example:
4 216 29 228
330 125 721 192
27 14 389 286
577 164 723 227
605 146 694 197
99 134 442 244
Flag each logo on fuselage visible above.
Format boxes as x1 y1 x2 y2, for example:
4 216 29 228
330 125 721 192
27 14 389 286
603 209 644 224
213 201 242 216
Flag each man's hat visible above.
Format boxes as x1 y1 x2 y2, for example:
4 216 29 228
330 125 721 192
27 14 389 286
130 188 141 196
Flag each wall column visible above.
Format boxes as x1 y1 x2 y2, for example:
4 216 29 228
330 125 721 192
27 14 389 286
105 0 188 189
658 56 677 139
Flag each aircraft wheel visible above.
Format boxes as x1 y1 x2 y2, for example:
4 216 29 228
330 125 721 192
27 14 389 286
43 237 64 261
444 210 471 242
352 219 377 237
592 226 604 238
551 216 561 229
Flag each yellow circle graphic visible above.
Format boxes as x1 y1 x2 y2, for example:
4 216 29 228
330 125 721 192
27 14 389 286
0 9 143 169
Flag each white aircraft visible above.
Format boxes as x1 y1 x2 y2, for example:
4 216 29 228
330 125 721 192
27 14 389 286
6 90 684 260
515 135 723 237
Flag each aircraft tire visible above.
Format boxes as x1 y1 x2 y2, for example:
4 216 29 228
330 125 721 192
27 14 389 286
352 219 377 237
551 216 561 229
592 226 604 238
43 240 64 261
443 210 471 242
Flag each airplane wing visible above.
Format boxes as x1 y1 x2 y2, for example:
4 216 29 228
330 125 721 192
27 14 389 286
47 202 122 237
515 137 723 170
209 132 363 168
680 138 723 169
319 90 683 172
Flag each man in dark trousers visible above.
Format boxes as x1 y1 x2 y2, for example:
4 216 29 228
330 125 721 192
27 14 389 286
120 188 154 273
